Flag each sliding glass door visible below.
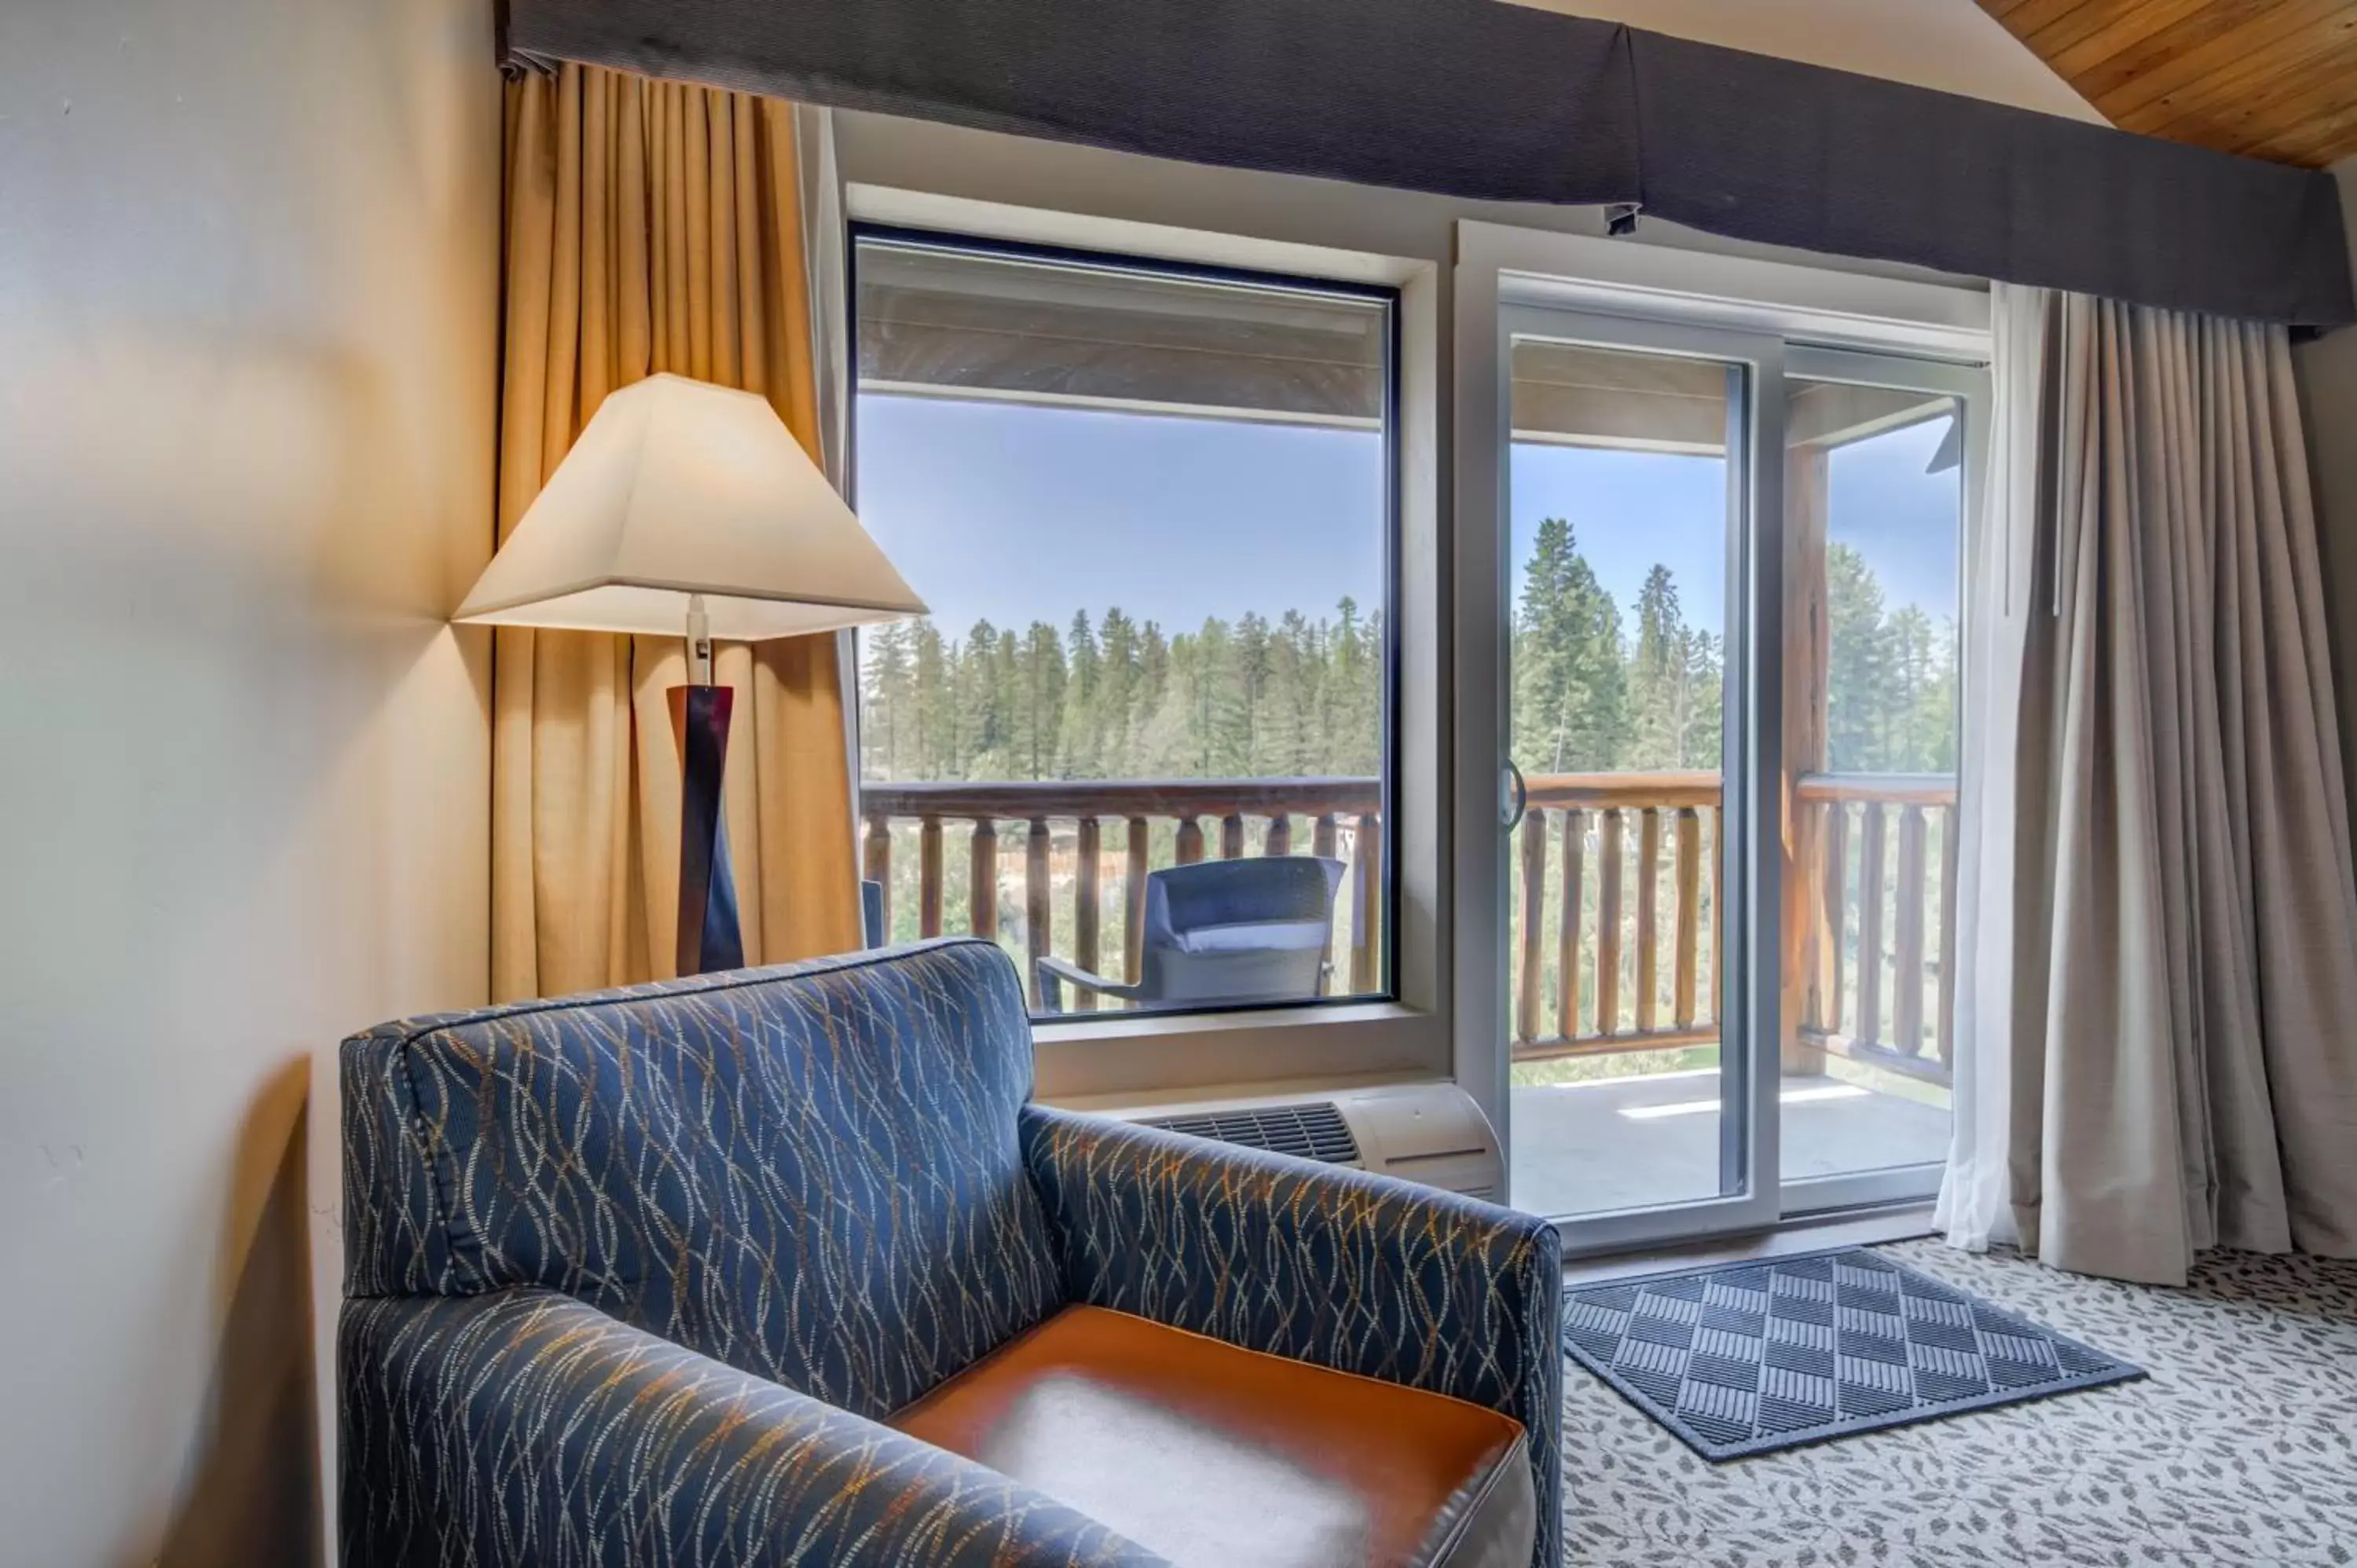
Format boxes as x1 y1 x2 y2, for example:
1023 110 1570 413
1498 307 1783 1247
1494 306 1982 1247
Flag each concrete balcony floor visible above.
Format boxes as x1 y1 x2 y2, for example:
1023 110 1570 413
1508 1067 1951 1222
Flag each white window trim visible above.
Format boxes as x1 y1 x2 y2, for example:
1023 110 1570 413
845 185 1450 1104
1451 219 1993 1241
1468 222 1991 360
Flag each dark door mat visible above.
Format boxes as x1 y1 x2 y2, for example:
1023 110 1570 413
1561 1247 2146 1461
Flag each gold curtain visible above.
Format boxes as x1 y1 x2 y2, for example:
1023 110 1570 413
493 62 860 1001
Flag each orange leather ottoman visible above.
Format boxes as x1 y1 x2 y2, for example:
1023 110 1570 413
892 1304 1537 1568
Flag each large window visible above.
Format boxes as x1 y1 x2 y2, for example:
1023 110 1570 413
849 229 1398 1021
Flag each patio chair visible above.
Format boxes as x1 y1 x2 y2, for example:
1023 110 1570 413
1035 854 1347 1013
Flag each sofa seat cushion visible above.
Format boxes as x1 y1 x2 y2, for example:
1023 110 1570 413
889 1305 1534 1568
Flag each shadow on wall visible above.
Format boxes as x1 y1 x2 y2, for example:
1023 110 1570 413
152 1059 321 1568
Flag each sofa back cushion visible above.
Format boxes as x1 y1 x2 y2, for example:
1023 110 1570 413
341 938 1062 1419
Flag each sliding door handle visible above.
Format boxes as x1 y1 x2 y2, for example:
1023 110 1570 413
1501 760 1528 831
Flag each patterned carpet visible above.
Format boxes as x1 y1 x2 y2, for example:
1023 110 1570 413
1560 1240 2357 1566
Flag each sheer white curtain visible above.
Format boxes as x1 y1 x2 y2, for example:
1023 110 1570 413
1937 283 2357 1284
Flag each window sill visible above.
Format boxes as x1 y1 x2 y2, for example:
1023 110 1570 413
1029 998 1445 1102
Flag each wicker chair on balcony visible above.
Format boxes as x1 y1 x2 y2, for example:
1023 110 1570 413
1035 854 1347 1013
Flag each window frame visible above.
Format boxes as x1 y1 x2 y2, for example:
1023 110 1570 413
843 219 1412 1044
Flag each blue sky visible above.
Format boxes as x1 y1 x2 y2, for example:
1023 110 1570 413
855 395 1383 637
853 393 1961 643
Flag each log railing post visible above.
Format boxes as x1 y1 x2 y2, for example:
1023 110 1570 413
1893 804 1927 1056
968 819 998 940
1220 813 1246 859
918 816 944 938
1175 817 1205 865
1673 807 1701 1028
1596 808 1624 1035
1857 803 1888 1048
1310 814 1339 859
1024 819 1051 1006
1349 811 1384 994
1783 441 1832 1072
1124 817 1150 988
1312 813 1340 989
1556 808 1586 1042
1264 813 1292 856
1636 808 1662 1034
1516 809 1548 1045
1074 817 1102 1013
863 814 893 940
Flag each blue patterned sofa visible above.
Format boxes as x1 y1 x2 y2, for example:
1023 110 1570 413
340 937 1562 1566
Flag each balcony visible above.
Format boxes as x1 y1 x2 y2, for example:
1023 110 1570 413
859 770 1955 1210
860 778 1389 1009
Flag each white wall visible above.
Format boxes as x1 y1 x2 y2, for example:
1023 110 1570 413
0 1 500 1563
2295 156 2357 817
1506 0 2104 123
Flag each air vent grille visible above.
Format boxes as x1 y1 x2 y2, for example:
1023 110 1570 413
1140 1101 1362 1165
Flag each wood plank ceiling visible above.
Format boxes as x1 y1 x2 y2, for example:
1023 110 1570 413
1976 0 2357 167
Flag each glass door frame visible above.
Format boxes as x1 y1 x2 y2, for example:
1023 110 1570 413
1776 346 1990 1218
1450 222 1992 1256
1492 303 1787 1251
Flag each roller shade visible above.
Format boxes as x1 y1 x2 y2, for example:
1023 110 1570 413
504 0 2355 328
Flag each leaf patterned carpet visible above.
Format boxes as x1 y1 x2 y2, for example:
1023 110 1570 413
1558 1240 2357 1566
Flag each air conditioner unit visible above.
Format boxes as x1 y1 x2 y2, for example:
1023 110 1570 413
1087 1081 1505 1204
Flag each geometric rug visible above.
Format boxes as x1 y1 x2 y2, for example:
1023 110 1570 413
1561 1247 2145 1460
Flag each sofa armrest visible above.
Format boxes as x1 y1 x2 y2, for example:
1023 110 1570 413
342 1288 1166 1568
1019 1105 1563 1568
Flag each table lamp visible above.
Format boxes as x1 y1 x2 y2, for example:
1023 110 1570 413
456 372 925 975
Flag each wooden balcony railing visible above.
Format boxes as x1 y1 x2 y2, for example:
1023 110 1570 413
1508 771 1725 1061
857 779 1385 1011
857 771 1956 1087
1789 772 1959 1085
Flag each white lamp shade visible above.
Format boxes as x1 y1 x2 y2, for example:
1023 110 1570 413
455 373 926 639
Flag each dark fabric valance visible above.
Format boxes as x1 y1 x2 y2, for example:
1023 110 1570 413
503 0 2355 328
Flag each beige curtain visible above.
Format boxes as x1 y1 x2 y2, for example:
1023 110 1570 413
1938 283 2357 1284
493 63 860 1002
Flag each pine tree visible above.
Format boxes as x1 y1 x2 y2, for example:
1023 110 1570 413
1681 628 1724 768
1882 606 1939 771
1012 621 1065 779
1628 564 1691 768
1270 609 1318 775
911 620 955 777
1098 607 1140 776
858 621 913 781
1234 611 1274 774
1824 544 1892 771
1512 518 1628 774
1138 621 1171 755
953 620 1001 775
1061 610 1100 779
